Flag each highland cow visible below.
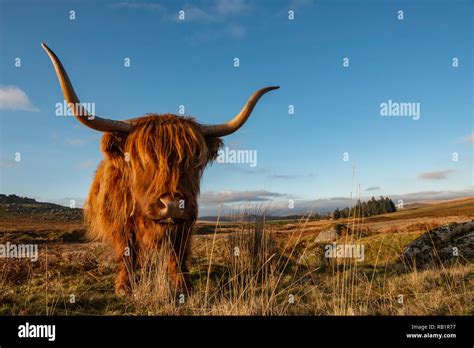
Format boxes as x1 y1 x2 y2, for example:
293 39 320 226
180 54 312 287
42 43 278 295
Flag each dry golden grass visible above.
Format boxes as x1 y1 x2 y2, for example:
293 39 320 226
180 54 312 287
119 214 473 316
0 198 473 316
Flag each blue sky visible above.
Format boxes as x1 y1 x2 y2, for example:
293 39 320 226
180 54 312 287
0 0 472 215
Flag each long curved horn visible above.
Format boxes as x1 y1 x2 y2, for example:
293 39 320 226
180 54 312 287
201 86 279 137
42 43 133 133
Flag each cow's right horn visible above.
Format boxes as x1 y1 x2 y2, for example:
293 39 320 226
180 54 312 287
42 43 133 133
201 86 279 137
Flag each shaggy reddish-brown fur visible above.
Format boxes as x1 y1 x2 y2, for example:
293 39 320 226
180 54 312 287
84 114 222 295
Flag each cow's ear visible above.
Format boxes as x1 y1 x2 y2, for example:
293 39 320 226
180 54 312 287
101 133 127 166
205 136 223 162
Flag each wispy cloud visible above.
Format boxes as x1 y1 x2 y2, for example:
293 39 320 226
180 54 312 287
220 167 300 180
111 2 166 11
200 190 286 204
112 0 250 22
221 165 269 175
0 86 38 111
227 23 246 39
289 0 314 9
66 135 100 146
180 5 215 22
419 170 454 180
365 186 381 191
186 24 246 44
268 174 296 180
180 2 249 43
198 188 474 216
289 189 474 214
111 1 250 42
67 138 88 146
75 159 95 169
19 189 474 215
0 160 16 168
462 133 474 143
388 189 474 203
178 0 250 22
214 0 251 16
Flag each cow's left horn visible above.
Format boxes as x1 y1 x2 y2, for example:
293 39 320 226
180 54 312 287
42 43 133 133
201 86 279 137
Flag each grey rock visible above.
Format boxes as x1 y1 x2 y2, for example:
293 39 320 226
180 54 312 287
315 226 341 243
401 220 474 269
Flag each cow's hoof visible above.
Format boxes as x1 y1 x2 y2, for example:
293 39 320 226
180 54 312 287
115 282 132 297
115 288 129 297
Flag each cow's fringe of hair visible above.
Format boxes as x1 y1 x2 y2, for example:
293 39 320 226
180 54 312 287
127 114 210 199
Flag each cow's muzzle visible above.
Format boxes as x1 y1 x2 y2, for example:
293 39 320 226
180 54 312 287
146 195 188 222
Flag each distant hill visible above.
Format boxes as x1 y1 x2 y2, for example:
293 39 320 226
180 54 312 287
0 194 40 204
365 197 474 222
2 194 472 224
0 194 83 222
198 214 323 223
1 194 315 223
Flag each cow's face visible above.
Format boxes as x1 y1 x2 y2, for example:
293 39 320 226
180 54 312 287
101 115 222 225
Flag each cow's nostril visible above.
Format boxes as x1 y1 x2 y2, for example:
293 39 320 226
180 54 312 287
150 195 186 220
154 199 166 210
159 197 171 213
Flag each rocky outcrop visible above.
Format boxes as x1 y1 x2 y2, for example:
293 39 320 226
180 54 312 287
314 226 341 242
0 194 83 223
401 221 474 269
0 194 38 204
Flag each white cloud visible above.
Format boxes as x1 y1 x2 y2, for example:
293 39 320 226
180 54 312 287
0 86 38 111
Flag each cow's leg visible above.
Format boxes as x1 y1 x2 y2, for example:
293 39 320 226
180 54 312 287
168 231 193 294
114 236 138 296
